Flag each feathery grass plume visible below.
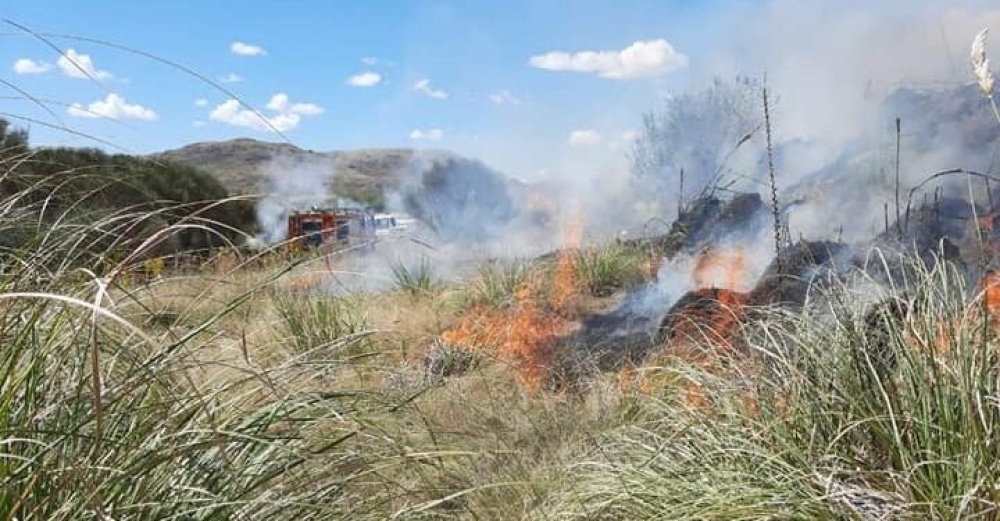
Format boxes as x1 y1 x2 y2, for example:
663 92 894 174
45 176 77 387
972 28 995 96
971 28 1000 125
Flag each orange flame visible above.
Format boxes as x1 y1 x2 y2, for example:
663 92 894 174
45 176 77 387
981 270 1000 329
554 217 584 309
441 280 570 389
655 250 755 406
662 288 749 354
896 271 1000 355
440 212 584 391
977 212 1000 261
692 246 747 290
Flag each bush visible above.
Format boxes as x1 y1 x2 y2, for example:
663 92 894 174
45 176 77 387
0 119 255 268
390 257 441 296
400 155 516 243
573 244 646 297
271 290 372 360
463 258 532 309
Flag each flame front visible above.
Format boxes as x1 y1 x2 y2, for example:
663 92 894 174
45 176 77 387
692 246 747 290
441 212 584 390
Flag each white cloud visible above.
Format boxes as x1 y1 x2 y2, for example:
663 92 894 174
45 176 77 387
210 100 298 132
529 39 687 80
230 41 266 56
567 129 602 146
57 48 113 80
219 73 244 83
265 93 324 115
361 57 378 65
209 93 323 132
347 71 382 87
67 93 157 120
12 58 51 75
413 78 448 99
409 128 444 141
489 89 522 105
195 98 209 107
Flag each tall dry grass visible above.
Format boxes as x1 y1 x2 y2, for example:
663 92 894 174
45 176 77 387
544 254 1000 519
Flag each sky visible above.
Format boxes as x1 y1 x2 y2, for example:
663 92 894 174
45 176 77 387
1 0 999 181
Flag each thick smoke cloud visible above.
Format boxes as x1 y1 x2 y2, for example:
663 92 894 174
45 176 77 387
254 1 1000 307
677 1 1000 241
699 1 1000 146
253 155 364 245
610 0 1000 326
395 154 517 243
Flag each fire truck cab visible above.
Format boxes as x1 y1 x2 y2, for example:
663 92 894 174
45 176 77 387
286 207 377 250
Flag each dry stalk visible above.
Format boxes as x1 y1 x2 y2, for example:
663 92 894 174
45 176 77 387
762 80 782 275
895 117 902 238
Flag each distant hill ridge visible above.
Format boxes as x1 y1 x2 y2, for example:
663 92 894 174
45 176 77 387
152 138 443 209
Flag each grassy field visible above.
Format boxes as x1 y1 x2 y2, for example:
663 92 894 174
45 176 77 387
6 175 1000 521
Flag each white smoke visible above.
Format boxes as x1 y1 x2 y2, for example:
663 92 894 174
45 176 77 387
258 1 1000 303
254 154 336 245
252 153 370 246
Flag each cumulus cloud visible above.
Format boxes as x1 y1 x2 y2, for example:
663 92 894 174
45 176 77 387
409 128 444 141
219 73 244 83
265 93 324 115
413 78 448 99
567 129 602 146
209 93 324 132
347 71 382 87
195 98 209 107
489 89 522 105
230 41 266 56
12 58 51 75
529 39 687 79
57 49 113 80
67 93 157 120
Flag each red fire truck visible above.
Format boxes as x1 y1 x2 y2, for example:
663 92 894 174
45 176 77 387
286 207 377 250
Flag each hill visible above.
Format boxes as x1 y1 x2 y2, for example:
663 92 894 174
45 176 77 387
153 138 424 210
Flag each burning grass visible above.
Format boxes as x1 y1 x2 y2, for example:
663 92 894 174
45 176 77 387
544 257 1000 520
17 191 1000 519
439 218 599 390
441 253 580 391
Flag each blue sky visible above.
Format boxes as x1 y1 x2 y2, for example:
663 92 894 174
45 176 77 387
1 0 998 180
0 0 754 178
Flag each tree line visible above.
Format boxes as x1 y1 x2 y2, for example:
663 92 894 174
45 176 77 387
0 118 256 270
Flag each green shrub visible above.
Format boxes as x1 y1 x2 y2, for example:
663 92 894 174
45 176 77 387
390 257 441 296
463 258 531 309
272 290 372 359
573 244 645 297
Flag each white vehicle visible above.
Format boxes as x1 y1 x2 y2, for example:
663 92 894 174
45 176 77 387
373 213 414 236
